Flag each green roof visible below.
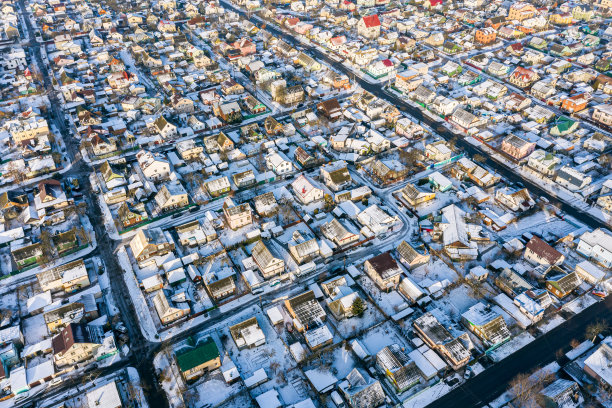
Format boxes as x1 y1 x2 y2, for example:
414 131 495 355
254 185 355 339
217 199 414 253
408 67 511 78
554 116 575 133
176 337 220 372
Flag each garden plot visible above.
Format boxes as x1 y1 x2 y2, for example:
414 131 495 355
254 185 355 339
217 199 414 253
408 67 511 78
358 275 409 316
329 297 385 338
360 321 412 355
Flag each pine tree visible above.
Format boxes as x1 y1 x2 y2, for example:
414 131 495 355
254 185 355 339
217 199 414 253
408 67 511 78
351 297 365 317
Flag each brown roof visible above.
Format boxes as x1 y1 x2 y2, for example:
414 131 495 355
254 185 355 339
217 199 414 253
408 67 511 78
52 323 91 355
367 252 401 279
526 236 563 265
38 179 62 202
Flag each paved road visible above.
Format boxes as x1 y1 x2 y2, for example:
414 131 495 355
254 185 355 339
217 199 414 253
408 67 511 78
219 0 609 232
427 295 612 408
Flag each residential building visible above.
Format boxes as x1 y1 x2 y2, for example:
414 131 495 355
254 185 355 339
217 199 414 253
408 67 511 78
291 175 324 204
501 134 535 161
577 229 612 268
546 272 581 299
396 241 430 269
364 252 402 291
555 166 592 191
285 291 326 331
223 198 252 230
524 236 565 266
52 323 100 367
252 240 284 279
413 313 471 370
526 150 560 177
176 337 221 381
357 14 381 39
339 368 385 408
376 345 421 392
155 181 189 213
153 290 190 325
461 303 511 348
229 317 266 349
129 228 175 263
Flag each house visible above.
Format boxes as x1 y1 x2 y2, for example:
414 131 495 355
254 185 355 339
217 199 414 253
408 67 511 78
396 241 430 270
291 175 324 204
229 317 266 349
284 291 326 331
435 205 481 261
413 312 471 370
153 290 190 325
508 67 539 89
539 380 583 408
339 368 386 408
11 240 43 268
176 337 220 381
52 323 100 367
176 221 210 247
584 338 612 388
508 2 536 21
358 205 398 236
204 132 234 153
555 166 591 191
450 108 485 131
43 296 98 333
136 150 170 181
129 228 175 263
230 170 254 192
357 14 381 39
155 181 189 213
461 303 510 348
86 382 122 408
253 192 279 216
561 94 590 113
36 259 90 293
577 229 612 268
317 98 343 122
266 152 293 176
223 198 252 230
152 116 177 140
475 27 496 44
376 345 421 392
367 59 395 79
400 183 435 207
252 240 284 279
524 236 565 266
288 232 320 264
526 150 560 177
176 140 203 161
364 252 402 291
501 134 535 161
320 218 360 247
118 202 148 228
320 162 351 192
206 275 236 301
425 141 452 162
206 176 231 197
546 272 581 299
592 105 612 127
495 188 535 212
575 261 605 285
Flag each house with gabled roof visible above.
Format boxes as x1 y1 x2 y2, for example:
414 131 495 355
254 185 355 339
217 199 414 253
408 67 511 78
284 291 326 331
546 272 581 299
357 14 381 39
524 236 565 266
376 345 421 392
413 312 471 370
461 302 511 348
291 175 323 204
252 240 284 279
396 241 430 269
176 336 220 381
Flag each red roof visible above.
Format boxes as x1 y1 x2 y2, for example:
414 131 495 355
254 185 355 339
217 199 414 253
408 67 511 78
510 43 523 51
429 0 443 6
382 59 393 67
362 14 381 28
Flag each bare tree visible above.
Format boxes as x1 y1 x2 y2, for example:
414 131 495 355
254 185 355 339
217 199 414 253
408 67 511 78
586 320 609 342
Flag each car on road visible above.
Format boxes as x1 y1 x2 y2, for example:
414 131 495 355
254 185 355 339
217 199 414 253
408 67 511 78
269 279 281 287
